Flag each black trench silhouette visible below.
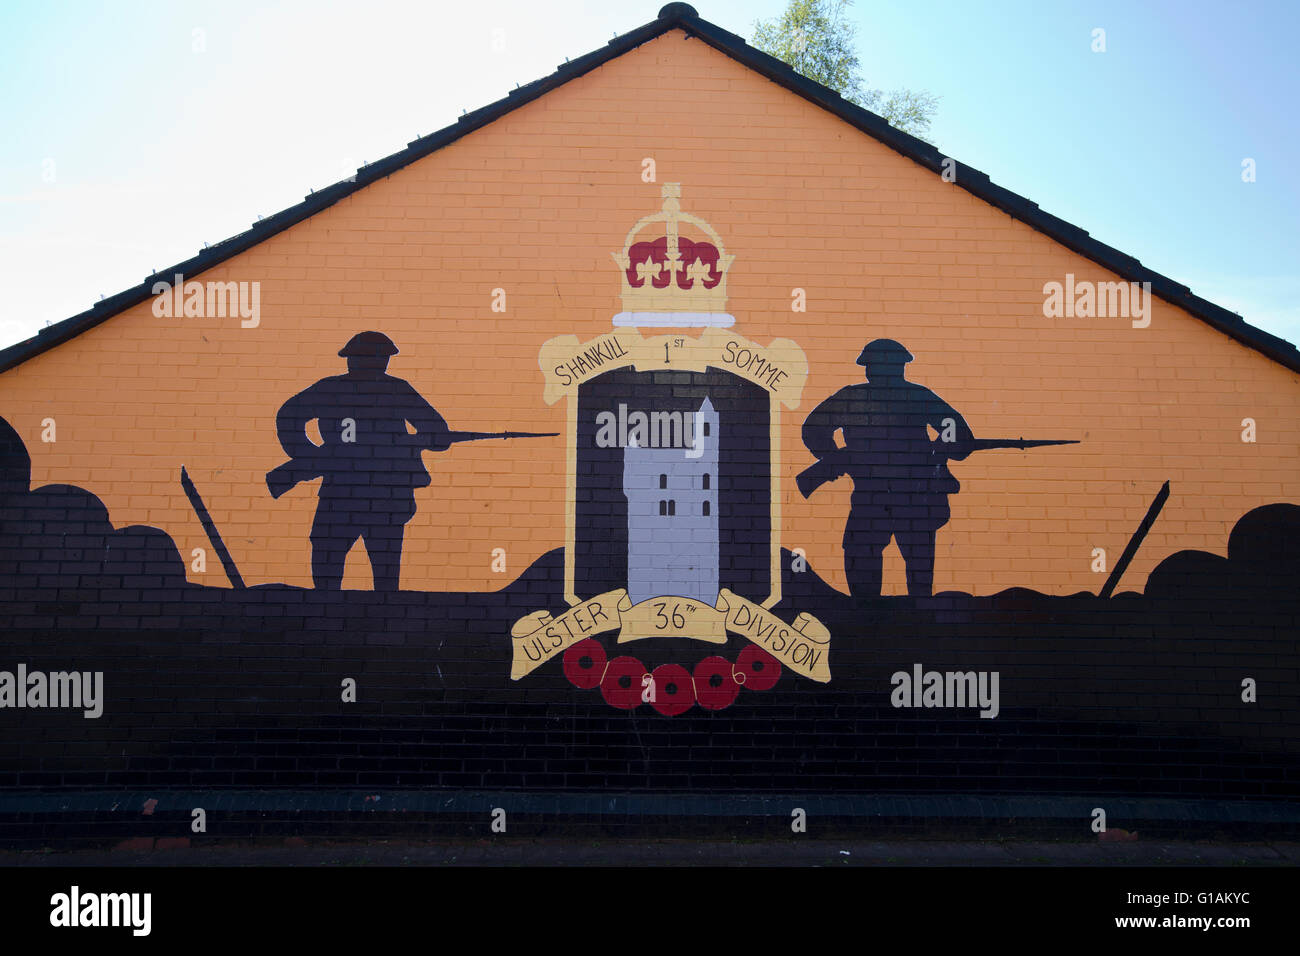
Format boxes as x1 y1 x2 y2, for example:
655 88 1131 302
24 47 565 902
272 332 450 591
801 339 973 599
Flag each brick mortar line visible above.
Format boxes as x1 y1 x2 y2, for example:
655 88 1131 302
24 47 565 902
1 790 1297 823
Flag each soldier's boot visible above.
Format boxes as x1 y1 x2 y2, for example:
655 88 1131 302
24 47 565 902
311 541 349 590
897 529 937 597
310 502 363 590
311 526 364 589
364 524 406 592
844 532 889 602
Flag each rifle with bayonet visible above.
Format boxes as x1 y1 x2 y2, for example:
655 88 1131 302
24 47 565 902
795 437 1079 499
265 429 559 499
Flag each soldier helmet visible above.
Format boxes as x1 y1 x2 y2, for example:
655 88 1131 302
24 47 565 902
338 331 399 358
856 338 913 366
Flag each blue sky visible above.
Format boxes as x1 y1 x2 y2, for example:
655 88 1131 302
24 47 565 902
1 0 1296 349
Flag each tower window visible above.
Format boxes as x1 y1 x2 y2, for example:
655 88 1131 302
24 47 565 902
659 474 667 489
668 499 676 516
659 500 667 516
702 500 711 517
703 421 711 437
702 473 710 490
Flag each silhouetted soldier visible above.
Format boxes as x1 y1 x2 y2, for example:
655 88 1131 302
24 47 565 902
275 332 449 591
801 339 973 599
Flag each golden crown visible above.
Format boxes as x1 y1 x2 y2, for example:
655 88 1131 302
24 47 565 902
611 183 735 325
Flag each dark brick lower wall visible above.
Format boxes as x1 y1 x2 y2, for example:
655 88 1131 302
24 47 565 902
2 547 1297 845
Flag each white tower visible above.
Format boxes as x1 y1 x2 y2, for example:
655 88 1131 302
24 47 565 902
622 398 719 603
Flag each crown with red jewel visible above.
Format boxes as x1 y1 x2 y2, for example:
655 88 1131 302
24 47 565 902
610 183 736 328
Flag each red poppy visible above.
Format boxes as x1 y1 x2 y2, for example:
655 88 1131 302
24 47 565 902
735 645 781 691
562 638 607 689
692 655 740 710
600 655 646 710
649 663 695 716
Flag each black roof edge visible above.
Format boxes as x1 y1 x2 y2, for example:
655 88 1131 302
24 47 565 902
2 2 1295 375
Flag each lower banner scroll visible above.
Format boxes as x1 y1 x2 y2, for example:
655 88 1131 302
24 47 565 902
510 587 831 683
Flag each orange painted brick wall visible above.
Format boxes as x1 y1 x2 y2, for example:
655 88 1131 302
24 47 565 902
1 29 1297 596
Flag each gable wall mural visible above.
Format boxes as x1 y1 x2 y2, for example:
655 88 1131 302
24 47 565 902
0 28 1297 828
